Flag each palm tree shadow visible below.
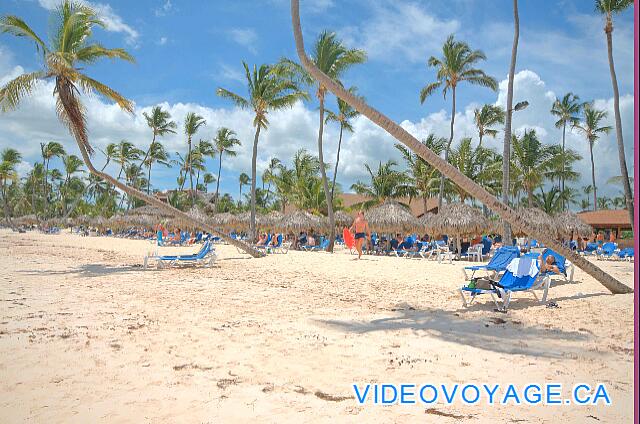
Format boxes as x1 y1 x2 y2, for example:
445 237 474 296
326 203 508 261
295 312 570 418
315 305 592 358
18 264 149 278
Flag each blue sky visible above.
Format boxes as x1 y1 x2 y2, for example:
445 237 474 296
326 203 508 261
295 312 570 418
0 0 635 202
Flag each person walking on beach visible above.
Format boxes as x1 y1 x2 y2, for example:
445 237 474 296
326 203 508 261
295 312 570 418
350 210 370 259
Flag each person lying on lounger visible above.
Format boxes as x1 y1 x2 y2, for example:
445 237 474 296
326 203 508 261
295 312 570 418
539 255 560 274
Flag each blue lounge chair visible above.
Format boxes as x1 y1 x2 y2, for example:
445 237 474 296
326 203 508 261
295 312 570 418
596 242 618 260
614 247 634 261
144 241 217 269
460 256 551 311
579 242 599 256
538 248 574 282
462 246 520 280
304 238 330 251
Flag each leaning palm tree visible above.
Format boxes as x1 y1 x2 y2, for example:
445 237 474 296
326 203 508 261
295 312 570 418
573 103 612 211
420 34 497 210
550 92 582 206
40 141 65 216
0 148 21 223
139 106 176 183
0 1 263 256
290 0 631 294
213 127 241 203
277 31 366 252
595 0 634 231
217 62 307 239
474 104 505 148
183 112 206 205
325 86 360 202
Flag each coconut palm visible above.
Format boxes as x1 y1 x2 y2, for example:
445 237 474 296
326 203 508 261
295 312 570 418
473 104 505 148
420 34 497 210
202 173 215 193
290 0 631 293
213 127 240 203
325 86 361 202
217 62 307 239
573 103 612 211
0 1 263 256
193 138 215 189
550 92 582 205
262 157 281 204
448 137 501 202
500 0 520 242
277 32 366 251
0 148 21 223
143 141 171 194
351 160 414 209
139 106 176 184
396 134 446 214
238 172 249 206
510 130 556 207
60 154 84 214
39 141 65 216
595 0 634 231
183 112 206 204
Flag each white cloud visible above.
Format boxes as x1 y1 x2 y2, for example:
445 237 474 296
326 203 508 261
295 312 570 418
227 28 258 54
340 2 459 63
154 0 173 17
37 0 140 46
157 37 168 46
268 0 334 13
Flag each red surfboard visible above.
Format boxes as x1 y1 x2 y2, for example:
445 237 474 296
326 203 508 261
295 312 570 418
343 227 355 250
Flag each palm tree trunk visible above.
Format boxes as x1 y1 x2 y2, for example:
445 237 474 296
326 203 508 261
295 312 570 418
589 142 597 211
215 153 223 203
438 86 456 210
527 188 534 208
188 138 194 205
560 121 566 209
478 132 483 149
147 163 152 195
330 124 344 202
317 94 335 252
501 0 519 244
250 126 261 241
289 0 631 294
604 21 634 232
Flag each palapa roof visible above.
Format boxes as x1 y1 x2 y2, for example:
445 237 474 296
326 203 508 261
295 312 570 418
126 205 173 218
276 210 325 231
333 210 353 227
577 209 631 229
554 211 593 237
365 201 419 232
429 203 489 236
510 207 560 238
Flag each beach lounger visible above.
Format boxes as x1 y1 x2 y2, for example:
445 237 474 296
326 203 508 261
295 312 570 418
462 246 520 280
579 242 599 256
596 242 618 260
143 241 217 269
459 256 550 311
537 248 574 283
304 238 329 251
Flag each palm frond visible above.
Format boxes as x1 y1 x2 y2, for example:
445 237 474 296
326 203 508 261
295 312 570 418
0 71 46 112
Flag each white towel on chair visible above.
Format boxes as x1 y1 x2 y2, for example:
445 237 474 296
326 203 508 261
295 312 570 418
506 257 539 277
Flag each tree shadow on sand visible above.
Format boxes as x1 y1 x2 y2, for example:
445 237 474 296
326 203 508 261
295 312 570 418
17 263 150 278
314 304 595 359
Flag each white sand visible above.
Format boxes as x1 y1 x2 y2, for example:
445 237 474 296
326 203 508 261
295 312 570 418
0 228 634 422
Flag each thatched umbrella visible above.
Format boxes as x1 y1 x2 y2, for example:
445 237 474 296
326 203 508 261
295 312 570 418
365 201 419 233
211 212 235 229
554 211 593 239
429 203 489 257
263 210 284 227
127 205 173 218
510 207 560 240
333 210 353 228
276 210 325 232
417 213 435 233
15 214 38 225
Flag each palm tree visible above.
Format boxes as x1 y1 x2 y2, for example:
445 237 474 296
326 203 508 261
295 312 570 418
277 32 366 251
350 160 414 209
262 157 281 204
0 1 262 257
0 148 21 223
183 112 206 205
474 104 505 148
501 0 520 243
61 154 84 214
448 138 501 202
202 173 215 193
217 62 307 239
213 127 240 203
420 34 497 210
550 92 582 207
595 0 634 231
140 106 176 183
143 141 171 194
510 130 556 207
193 138 215 189
325 86 360 202
396 134 446 214
291 0 631 294
238 172 249 206
573 103 612 211
582 185 594 210
39 141 65 216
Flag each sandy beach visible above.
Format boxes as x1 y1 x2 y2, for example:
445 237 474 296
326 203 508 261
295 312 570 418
0 228 634 422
